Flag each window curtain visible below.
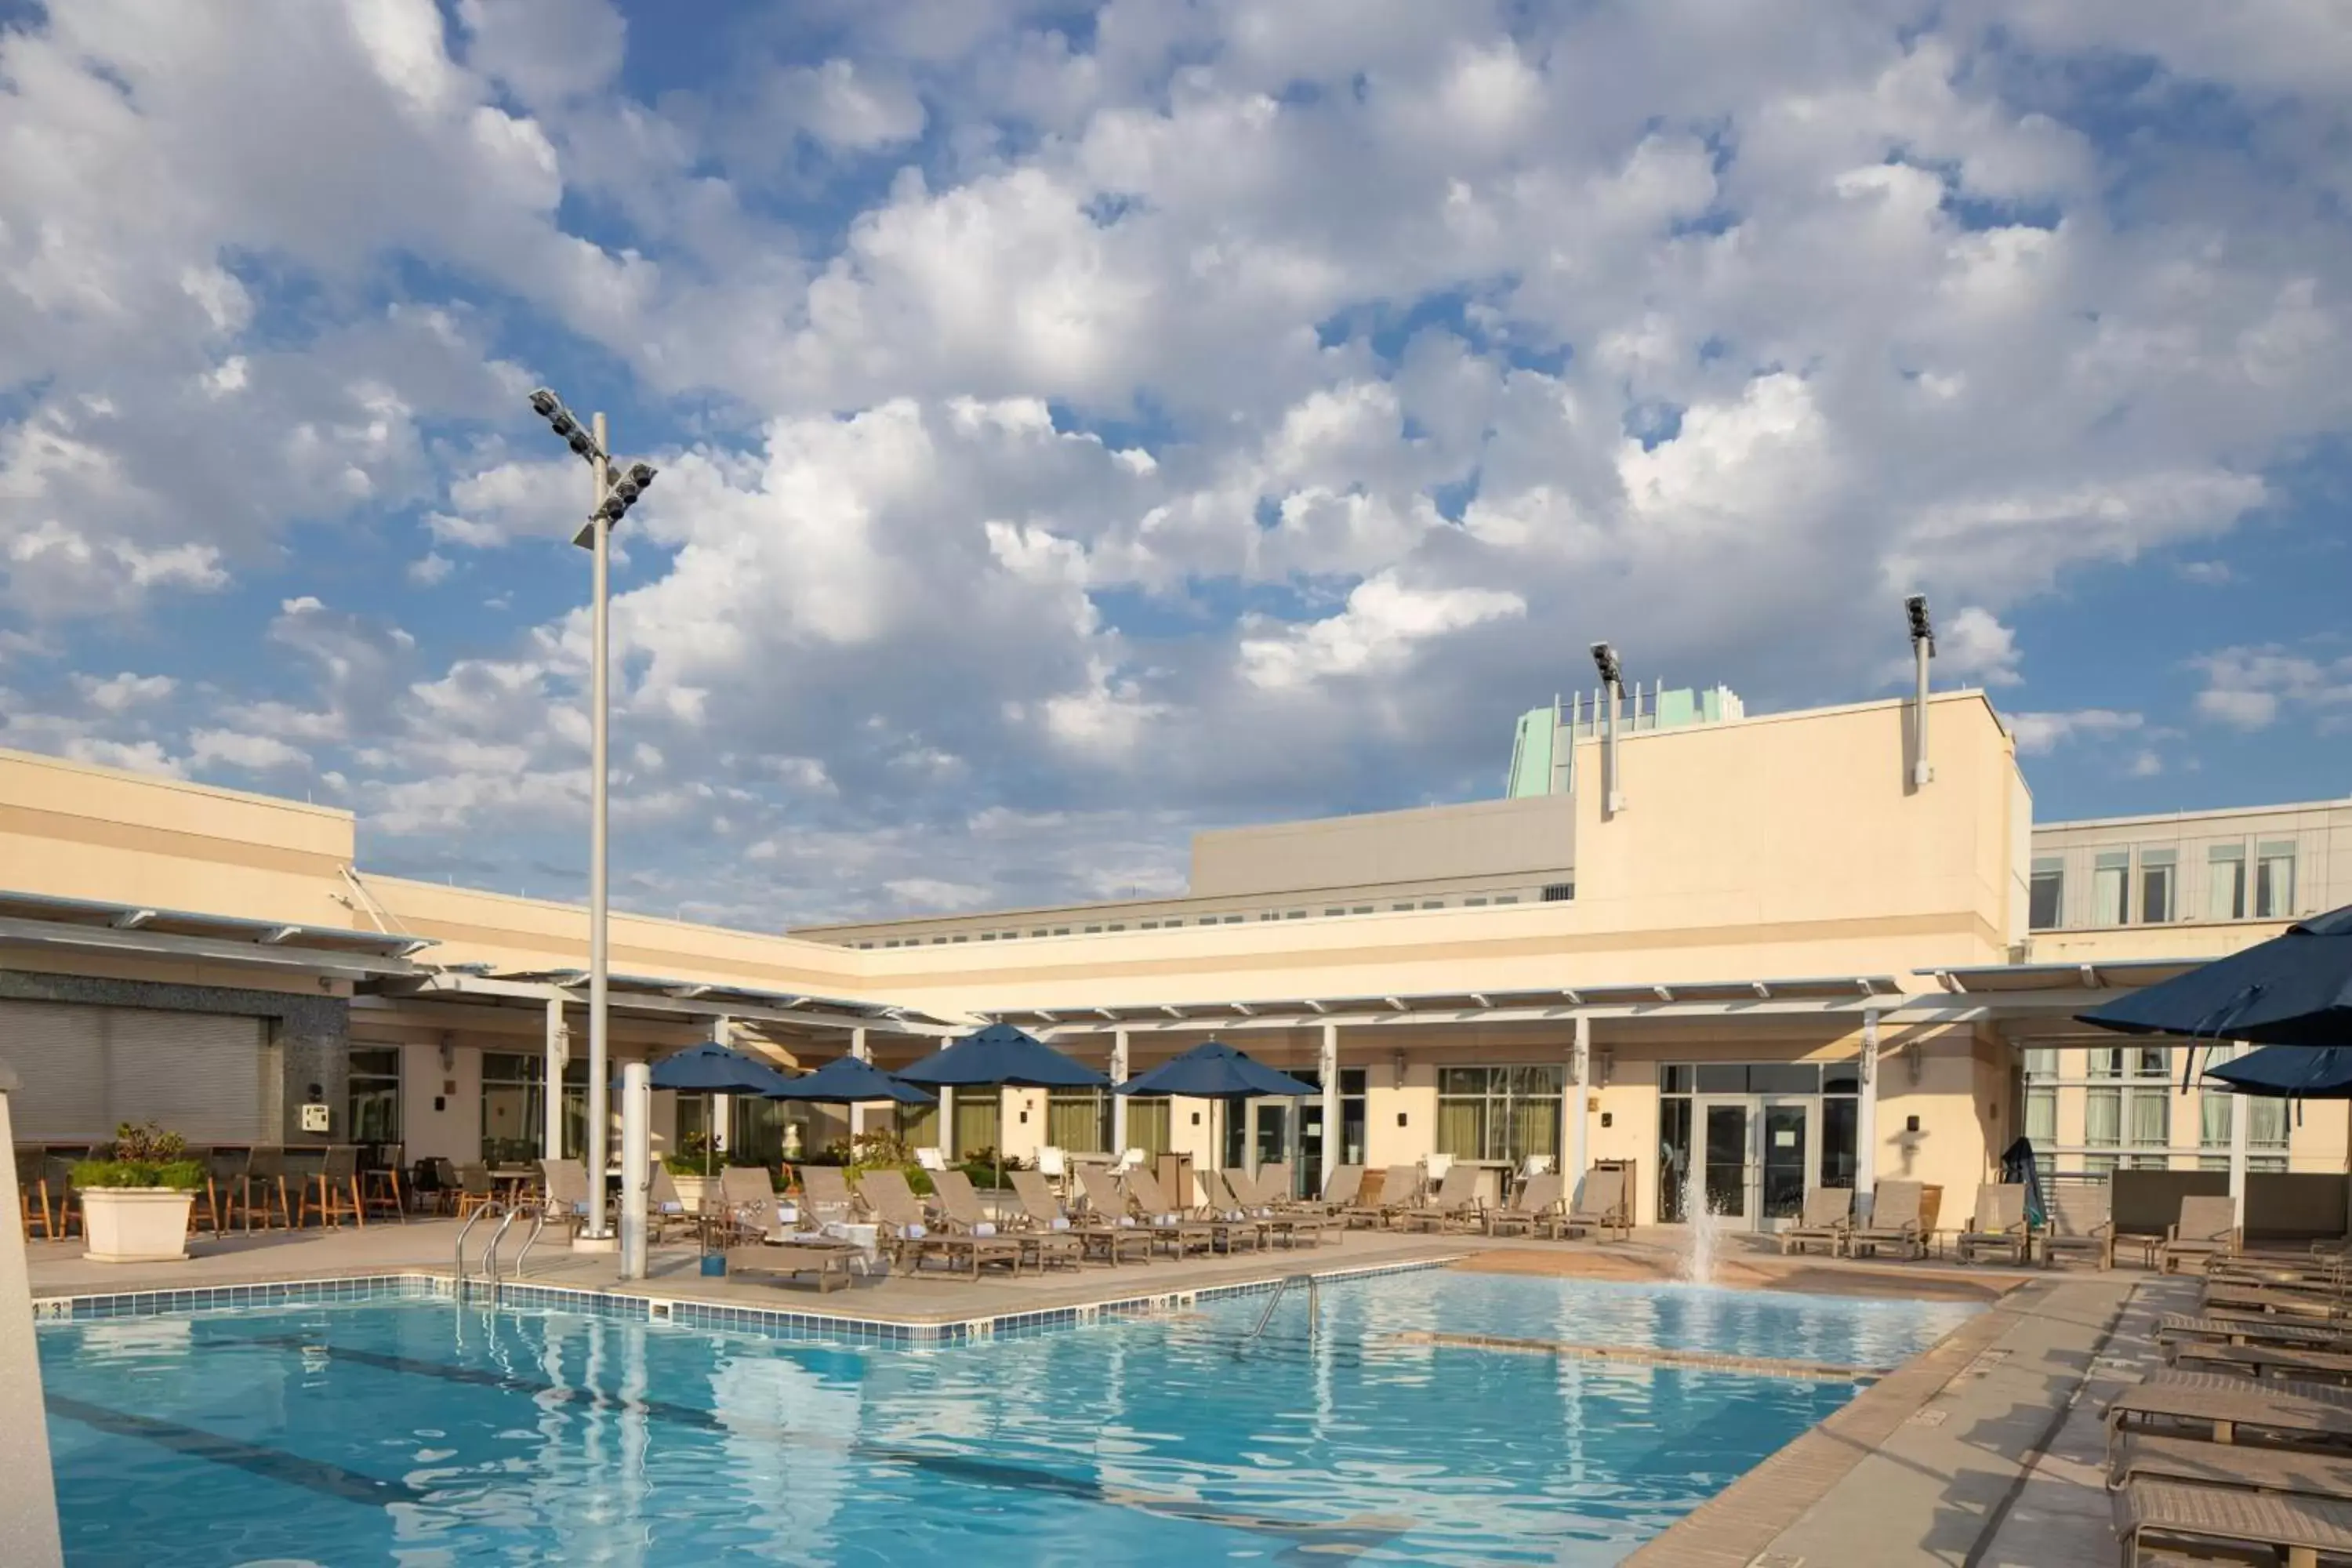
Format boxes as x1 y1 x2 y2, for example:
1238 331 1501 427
1124 1097 1171 1156
2127 1090 2169 1147
1047 1090 1106 1152
2198 1091 2233 1149
2251 1098 2288 1149
2025 1088 2056 1143
2084 1088 2121 1145
895 1102 940 1150
1508 1094 1559 1163
953 1093 1002 1157
1436 1098 1486 1160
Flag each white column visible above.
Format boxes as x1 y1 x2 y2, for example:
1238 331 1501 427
0 1065 66 1567
1319 1022 1340 1190
848 1027 869 1141
1857 1011 1881 1210
1243 1098 1260 1173
1110 1029 1131 1155
2229 1044 2250 1229
710 1014 731 1153
619 1060 650 1281
939 1085 955 1159
1568 1014 1592 1192
543 993 568 1160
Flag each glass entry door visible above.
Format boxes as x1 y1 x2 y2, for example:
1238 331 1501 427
1760 1100 1812 1227
1700 1102 1751 1225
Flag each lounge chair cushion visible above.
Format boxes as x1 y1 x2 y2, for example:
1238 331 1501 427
971 1221 997 1236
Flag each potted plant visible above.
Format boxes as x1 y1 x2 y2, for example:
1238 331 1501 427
665 1133 722 1210
75 1121 206 1264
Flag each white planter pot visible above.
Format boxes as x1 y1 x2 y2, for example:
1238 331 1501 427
81 1188 196 1264
670 1174 716 1210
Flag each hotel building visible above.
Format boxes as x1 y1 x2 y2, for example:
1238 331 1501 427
2 676 2344 1232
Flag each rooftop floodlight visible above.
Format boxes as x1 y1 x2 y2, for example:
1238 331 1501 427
1906 593 1935 788
528 387 560 419
1905 593 1934 653
1589 641 1623 689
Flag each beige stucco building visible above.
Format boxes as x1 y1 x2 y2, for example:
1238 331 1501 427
2 681 2342 1233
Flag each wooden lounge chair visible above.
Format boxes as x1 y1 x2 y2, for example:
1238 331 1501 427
1399 1163 1483 1232
1778 1186 1853 1257
1849 1180 1926 1261
1080 1165 1211 1258
1955 1183 2031 1265
2107 1372 2352 1475
1342 1166 1420 1229
1223 1168 1330 1247
1566 1165 1630 1243
798 1165 865 1225
1314 1164 1365 1214
713 1165 779 1239
2118 1477 2352 1568
2038 1182 2114 1270
1009 1168 1149 1264
2205 1282 2352 1323
2161 1314 2352 1356
1203 1171 1276 1250
936 1168 1080 1272
2175 1340 2352 1388
2113 1431 2352 1497
858 1167 1023 1279
720 1191 863 1294
1486 1171 1567 1239
2165 1194 2243 1275
536 1158 592 1236
1137 1166 1261 1254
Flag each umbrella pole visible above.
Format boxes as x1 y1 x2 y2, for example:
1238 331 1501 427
706 1092 715 1177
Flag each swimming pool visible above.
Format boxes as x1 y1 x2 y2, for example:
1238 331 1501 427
41 1272 1976 1566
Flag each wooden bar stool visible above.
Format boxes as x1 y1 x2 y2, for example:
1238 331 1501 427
16 1149 53 1240
238 1148 292 1232
299 1145 363 1229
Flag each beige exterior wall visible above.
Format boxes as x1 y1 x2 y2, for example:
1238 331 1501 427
1189 793 1576 898
2031 797 2351 935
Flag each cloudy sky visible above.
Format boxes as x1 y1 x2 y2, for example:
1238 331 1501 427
2 1 2347 929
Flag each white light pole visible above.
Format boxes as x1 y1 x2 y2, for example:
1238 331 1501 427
527 388 658 1247
1906 594 1936 788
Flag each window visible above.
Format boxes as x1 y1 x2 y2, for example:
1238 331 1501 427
1223 915 1243 924
2209 844 2246 920
1259 912 1278 921
1108 924 1125 932
2091 850 2129 926
1285 910 1305 920
1139 920 1158 930
1421 901 1443 910
1051 927 1070 935
1351 906 1373 915
2025 1087 2056 1144
2257 842 2297 919
1541 883 1574 902
1392 903 1414 912
2088 1083 2168 1150
1465 897 1488 907
951 934 968 942
2029 857 2063 929
1324 908 1345 917
1494 895 1518 905
2140 848 2176 924
2024 1047 2059 1081
1032 928 1049 937
1436 1065 1563 1164
481 1051 544 1166
979 933 996 942
347 1047 401 1149
1083 925 1102 934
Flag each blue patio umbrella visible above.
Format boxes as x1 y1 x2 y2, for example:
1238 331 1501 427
2203 1046 2352 1100
618 1044 799 1174
768 1055 937 1106
1116 1040 1319 1178
1115 1040 1320 1100
2077 904 2352 1049
897 1024 1106 1186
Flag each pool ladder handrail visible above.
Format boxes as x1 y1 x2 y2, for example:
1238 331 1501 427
510 1203 550 1283
1240 1272 1320 1349
477 1207 523 1305
453 1202 491 1302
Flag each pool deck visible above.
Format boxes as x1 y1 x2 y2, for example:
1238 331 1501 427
25 1219 2176 1564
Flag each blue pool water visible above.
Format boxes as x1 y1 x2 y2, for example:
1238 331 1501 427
41 1273 1976 1566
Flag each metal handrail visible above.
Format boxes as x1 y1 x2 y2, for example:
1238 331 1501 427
479 1207 521 1306
1240 1272 1320 1349
511 1203 550 1282
453 1203 492 1302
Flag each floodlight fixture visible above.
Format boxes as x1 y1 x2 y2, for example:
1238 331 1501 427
1589 641 1623 690
1905 593 1934 655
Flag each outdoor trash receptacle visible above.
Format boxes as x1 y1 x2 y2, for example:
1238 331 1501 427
700 1254 727 1277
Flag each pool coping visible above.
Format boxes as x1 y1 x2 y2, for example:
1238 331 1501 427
1621 1274 2053 1568
31 1254 1464 1346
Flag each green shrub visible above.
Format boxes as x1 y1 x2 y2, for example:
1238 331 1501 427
848 1159 931 1197
105 1120 188 1164
73 1157 205 1191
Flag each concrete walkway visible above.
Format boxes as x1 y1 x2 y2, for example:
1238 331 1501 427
1631 1272 2187 1568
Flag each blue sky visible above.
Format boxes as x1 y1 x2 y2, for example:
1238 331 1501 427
1 0 2347 926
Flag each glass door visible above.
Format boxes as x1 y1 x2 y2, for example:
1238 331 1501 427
1700 1102 1751 1225
1759 1100 1812 1229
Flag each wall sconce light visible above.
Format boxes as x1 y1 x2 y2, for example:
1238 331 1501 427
438 1031 456 1072
1595 1049 1614 1087
1392 1051 1407 1090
